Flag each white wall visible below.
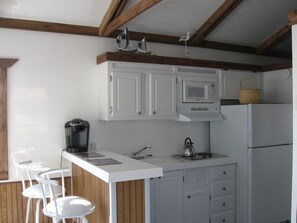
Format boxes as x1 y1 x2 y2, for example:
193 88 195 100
263 69 293 104
291 24 297 223
0 28 289 181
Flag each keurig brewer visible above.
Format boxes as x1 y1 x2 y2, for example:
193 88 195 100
65 118 90 153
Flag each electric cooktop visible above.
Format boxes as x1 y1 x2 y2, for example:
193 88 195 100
172 152 224 161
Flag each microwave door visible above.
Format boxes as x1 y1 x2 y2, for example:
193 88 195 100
182 82 207 103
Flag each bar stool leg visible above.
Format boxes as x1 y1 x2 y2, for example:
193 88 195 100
81 216 89 223
35 199 41 223
25 197 32 223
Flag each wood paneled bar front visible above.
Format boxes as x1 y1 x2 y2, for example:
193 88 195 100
63 151 162 223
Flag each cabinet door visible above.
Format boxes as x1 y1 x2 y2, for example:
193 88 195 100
184 191 210 223
220 70 262 99
110 71 142 118
149 73 177 116
155 171 184 223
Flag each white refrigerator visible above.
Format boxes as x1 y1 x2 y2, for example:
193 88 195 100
210 104 292 223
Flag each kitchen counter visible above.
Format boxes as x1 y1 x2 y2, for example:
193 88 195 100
141 154 237 172
63 150 163 183
63 150 164 223
63 150 236 223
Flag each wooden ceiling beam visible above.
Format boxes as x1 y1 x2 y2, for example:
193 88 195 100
261 62 292 72
102 0 161 37
0 17 290 59
111 0 129 21
99 0 126 36
0 17 99 36
189 0 242 44
288 10 297 25
257 25 291 54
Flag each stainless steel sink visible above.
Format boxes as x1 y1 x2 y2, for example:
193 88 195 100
131 154 153 160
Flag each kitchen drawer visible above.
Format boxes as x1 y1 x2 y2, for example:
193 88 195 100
211 165 235 180
211 195 234 213
184 168 209 191
211 179 235 196
211 210 235 223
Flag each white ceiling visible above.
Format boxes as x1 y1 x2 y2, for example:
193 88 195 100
123 0 225 37
0 0 296 54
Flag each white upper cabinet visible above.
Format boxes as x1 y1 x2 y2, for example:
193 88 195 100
219 70 263 99
98 61 177 121
110 71 142 118
148 73 177 117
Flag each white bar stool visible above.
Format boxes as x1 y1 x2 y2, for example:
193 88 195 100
16 160 63 223
36 168 95 223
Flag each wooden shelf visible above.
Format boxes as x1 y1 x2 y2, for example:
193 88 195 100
97 52 291 72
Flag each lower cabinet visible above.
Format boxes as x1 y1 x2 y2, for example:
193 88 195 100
150 171 184 223
184 191 210 223
150 164 236 223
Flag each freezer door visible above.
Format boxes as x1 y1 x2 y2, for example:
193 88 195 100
248 145 292 223
248 104 292 147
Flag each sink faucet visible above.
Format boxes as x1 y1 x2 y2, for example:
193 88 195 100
132 145 151 159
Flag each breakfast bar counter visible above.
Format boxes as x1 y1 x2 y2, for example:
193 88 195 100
63 151 163 223
63 150 163 183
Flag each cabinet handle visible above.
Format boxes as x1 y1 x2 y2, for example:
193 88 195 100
138 111 141 115
222 219 226 222
223 171 226 175
153 111 156 115
222 203 226 206
222 187 226 191
187 195 191 199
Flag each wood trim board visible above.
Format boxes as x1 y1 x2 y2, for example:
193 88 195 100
0 68 8 180
97 52 291 72
0 59 17 180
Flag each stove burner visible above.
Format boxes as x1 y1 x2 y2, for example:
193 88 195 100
173 152 213 161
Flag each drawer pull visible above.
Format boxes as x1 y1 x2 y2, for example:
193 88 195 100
222 187 226 191
222 203 226 206
187 195 191 199
222 219 226 222
223 171 226 175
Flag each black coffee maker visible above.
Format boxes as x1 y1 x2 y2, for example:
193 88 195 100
65 118 90 153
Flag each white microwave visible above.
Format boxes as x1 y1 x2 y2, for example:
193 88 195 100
182 81 217 103
176 70 221 121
